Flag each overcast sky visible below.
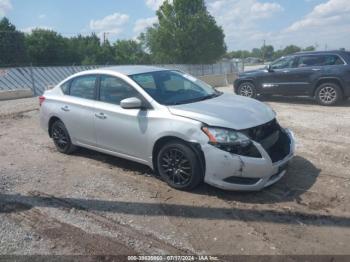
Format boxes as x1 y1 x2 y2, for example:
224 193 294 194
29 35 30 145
1 0 349 51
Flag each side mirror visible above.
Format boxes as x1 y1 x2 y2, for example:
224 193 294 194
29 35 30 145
267 64 274 72
120 97 142 109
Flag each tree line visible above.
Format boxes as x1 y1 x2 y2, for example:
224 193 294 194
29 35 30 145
0 0 227 67
225 45 316 62
0 0 335 68
0 17 152 67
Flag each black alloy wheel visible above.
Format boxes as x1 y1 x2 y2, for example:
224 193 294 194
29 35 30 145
51 120 76 154
157 142 202 190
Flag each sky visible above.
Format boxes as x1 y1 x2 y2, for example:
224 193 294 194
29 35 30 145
1 0 349 51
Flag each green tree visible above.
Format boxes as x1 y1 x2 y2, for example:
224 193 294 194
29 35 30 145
143 0 226 64
0 17 26 66
25 29 68 66
226 50 251 59
114 40 151 64
251 48 261 58
272 49 284 60
67 34 102 65
261 45 274 60
97 41 116 65
303 46 316 52
282 45 301 56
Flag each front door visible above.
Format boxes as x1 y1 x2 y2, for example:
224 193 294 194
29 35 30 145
258 56 295 95
94 75 149 161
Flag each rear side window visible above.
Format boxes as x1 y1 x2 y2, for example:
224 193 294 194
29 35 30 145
323 55 344 65
297 55 344 67
70 75 97 100
99 75 140 105
60 81 70 95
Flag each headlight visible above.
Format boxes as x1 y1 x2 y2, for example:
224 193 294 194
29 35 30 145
202 127 251 146
202 126 261 158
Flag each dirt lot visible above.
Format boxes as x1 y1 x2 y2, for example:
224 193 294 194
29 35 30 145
0 89 350 256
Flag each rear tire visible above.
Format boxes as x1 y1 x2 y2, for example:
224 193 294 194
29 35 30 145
315 83 343 106
51 120 76 154
237 82 257 99
156 141 203 190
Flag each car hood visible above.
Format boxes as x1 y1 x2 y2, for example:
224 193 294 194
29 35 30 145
168 93 275 130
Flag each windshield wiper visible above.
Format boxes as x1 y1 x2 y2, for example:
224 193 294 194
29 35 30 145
169 92 222 105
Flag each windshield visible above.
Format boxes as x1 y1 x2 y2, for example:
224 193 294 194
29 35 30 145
129 70 221 105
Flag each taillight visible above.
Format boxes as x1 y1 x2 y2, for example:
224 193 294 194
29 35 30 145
39 96 45 107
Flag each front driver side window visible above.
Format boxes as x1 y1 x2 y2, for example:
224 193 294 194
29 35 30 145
271 56 295 69
99 75 141 105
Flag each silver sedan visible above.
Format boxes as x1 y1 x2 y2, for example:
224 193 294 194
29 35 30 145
40 66 295 191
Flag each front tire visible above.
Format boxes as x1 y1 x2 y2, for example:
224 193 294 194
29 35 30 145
315 83 343 106
51 120 76 154
237 82 257 99
156 141 203 190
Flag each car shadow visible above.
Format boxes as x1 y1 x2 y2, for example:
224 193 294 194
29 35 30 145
74 148 318 205
2 151 345 227
190 155 321 205
258 95 350 107
73 147 153 176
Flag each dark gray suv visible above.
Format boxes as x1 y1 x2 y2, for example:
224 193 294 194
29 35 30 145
234 51 350 105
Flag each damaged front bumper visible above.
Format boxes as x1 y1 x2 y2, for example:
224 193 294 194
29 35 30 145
202 129 295 191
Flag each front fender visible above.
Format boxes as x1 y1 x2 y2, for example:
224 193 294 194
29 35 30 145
146 116 208 167
234 78 257 92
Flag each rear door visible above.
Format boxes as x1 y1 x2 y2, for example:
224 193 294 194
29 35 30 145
58 75 97 146
292 54 325 95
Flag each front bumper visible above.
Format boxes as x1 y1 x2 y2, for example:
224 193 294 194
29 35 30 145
202 129 295 191
233 79 240 92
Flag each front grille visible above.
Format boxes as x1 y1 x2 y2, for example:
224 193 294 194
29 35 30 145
242 119 280 142
241 119 291 163
223 176 261 185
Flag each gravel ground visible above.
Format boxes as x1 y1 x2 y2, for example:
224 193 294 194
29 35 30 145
0 92 349 256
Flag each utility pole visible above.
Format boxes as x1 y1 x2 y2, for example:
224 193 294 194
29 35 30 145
103 32 109 44
262 39 266 64
241 51 245 72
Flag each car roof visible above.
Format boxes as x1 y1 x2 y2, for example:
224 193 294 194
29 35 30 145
294 50 349 56
96 65 169 76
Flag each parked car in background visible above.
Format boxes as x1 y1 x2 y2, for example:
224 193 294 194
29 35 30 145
234 51 350 105
39 66 295 191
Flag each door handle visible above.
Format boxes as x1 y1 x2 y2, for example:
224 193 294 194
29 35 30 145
61 106 70 112
95 113 107 120
312 68 321 71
